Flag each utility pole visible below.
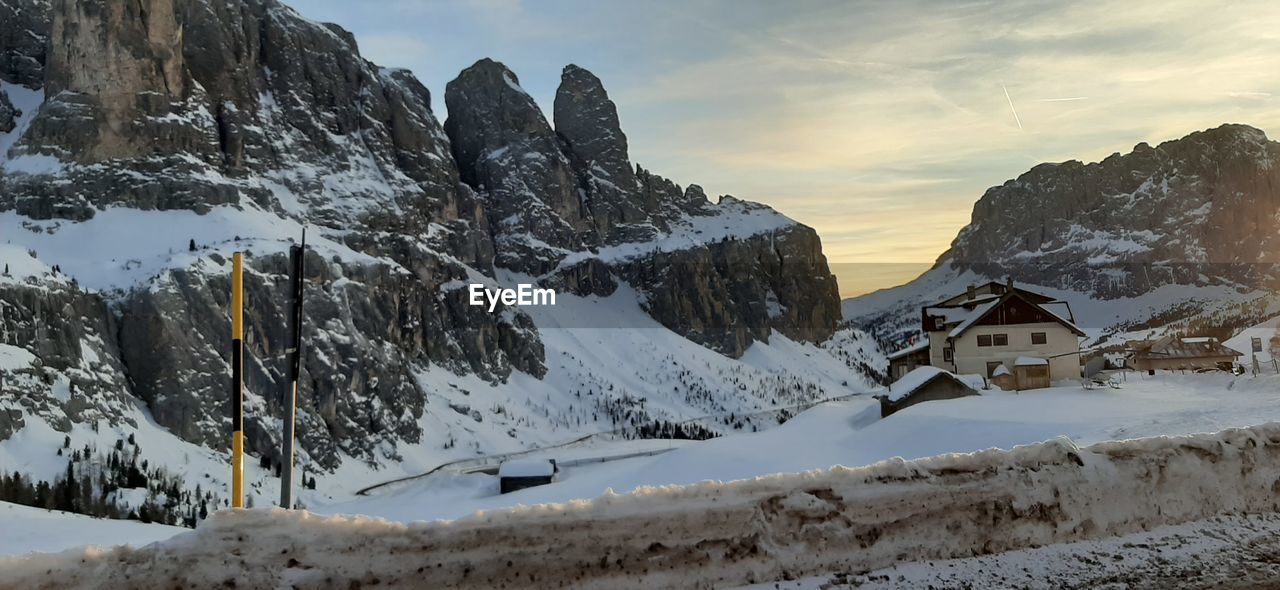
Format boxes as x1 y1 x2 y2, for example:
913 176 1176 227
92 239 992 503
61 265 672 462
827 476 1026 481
230 252 245 508
280 230 306 509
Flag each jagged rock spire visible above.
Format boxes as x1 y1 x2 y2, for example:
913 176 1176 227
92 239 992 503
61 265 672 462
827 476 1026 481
444 58 590 272
554 64 638 193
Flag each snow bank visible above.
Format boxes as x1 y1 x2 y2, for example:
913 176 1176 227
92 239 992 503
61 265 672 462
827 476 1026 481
8 422 1280 589
0 502 183 557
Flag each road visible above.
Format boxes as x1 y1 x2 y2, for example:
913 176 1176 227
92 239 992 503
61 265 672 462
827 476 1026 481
744 512 1280 589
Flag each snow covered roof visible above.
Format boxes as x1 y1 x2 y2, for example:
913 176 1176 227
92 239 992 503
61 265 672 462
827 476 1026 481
992 365 1011 377
1015 356 1049 366
1128 336 1243 360
946 301 1000 338
927 289 1085 339
887 340 929 360
883 367 977 402
498 459 556 478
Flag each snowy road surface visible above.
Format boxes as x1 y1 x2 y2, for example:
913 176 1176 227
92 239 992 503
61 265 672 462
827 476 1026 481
742 513 1280 589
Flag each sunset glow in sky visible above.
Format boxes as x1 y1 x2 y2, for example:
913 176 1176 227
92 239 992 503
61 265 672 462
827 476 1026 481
287 0 1280 296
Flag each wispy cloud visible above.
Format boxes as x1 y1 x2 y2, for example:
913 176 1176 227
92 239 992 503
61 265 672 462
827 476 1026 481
285 0 1280 294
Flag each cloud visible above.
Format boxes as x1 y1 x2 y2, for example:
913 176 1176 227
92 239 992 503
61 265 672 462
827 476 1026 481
283 0 1280 294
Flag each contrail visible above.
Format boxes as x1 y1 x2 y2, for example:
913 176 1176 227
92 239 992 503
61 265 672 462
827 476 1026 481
1038 96 1089 102
1003 84 1023 130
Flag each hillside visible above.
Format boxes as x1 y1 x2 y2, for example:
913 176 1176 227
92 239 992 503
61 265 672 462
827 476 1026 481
845 123 1280 349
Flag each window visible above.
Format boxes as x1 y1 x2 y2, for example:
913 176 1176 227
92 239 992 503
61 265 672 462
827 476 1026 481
1032 332 1047 345
986 361 1004 377
943 347 953 362
993 333 1009 346
977 335 992 347
933 317 944 331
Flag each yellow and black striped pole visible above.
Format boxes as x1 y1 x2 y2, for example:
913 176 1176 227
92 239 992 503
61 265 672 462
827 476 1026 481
231 252 245 508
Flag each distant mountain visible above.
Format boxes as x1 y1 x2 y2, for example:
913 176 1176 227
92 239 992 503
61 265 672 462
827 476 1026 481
0 0 868 504
846 123 1280 350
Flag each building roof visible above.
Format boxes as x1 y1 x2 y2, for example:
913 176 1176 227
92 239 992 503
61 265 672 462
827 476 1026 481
882 366 980 403
946 300 1000 338
1014 356 1049 366
933 280 1056 306
886 340 929 361
498 459 556 478
1128 336 1243 360
923 282 1084 339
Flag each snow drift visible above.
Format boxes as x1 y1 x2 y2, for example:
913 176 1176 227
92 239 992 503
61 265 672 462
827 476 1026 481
6 423 1280 589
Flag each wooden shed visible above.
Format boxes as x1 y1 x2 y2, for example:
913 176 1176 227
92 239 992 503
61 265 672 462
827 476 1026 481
877 367 980 418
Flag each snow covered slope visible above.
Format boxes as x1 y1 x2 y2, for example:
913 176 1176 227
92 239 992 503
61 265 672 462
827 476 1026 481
10 417 1280 589
0 502 182 557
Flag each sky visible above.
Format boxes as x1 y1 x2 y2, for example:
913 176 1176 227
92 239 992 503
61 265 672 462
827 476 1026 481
286 0 1280 297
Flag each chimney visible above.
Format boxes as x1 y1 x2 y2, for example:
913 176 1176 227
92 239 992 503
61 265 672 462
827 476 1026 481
1006 276 1015 289
966 284 976 300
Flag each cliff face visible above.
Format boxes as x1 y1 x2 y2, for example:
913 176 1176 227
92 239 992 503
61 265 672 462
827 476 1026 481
0 0 843 470
944 124 1280 297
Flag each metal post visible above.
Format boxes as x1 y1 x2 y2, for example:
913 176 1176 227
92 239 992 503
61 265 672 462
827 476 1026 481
231 252 245 508
280 230 306 509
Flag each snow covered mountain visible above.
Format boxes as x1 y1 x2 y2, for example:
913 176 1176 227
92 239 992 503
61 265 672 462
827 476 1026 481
846 123 1280 350
0 0 878 517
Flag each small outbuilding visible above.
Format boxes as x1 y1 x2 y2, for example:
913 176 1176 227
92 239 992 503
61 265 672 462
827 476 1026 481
1127 336 1242 373
877 367 980 418
1012 356 1052 390
498 459 558 494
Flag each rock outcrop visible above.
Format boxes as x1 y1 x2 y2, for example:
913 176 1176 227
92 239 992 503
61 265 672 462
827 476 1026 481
0 89 14 133
943 123 1280 297
846 123 1280 349
445 59 590 273
0 0 48 88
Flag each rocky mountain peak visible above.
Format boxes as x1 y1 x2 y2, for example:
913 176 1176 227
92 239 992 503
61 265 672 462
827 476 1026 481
553 63 651 238
972 122 1280 276
554 63 638 193
444 58 590 272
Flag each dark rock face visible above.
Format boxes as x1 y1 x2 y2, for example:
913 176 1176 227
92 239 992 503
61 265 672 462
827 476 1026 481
943 124 1280 297
115 253 542 468
0 279 137 440
554 64 648 239
445 59 590 273
0 0 48 88
0 89 14 133
615 205 841 357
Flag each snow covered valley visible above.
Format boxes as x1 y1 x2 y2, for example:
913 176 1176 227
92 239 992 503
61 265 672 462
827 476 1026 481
6 372 1280 588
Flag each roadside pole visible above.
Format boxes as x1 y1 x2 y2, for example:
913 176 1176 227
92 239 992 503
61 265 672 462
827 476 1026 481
280 231 306 509
231 252 245 508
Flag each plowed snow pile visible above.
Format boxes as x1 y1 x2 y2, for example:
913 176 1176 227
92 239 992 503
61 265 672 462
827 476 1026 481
5 423 1280 589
